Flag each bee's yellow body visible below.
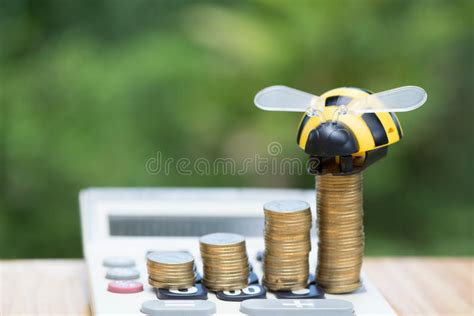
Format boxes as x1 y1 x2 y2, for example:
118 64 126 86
296 87 403 174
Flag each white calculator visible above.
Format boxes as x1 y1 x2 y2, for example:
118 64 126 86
80 187 396 315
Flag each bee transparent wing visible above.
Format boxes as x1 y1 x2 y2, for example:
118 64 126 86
347 86 427 114
254 85 324 113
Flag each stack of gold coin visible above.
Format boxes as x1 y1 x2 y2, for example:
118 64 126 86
200 233 249 291
146 251 195 289
316 172 364 294
262 200 312 291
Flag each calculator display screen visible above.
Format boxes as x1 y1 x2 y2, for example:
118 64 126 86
108 215 264 237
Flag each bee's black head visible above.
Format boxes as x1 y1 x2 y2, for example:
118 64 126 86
304 122 358 157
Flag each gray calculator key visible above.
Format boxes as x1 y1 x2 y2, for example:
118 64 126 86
141 300 216 316
240 299 353 316
106 267 140 280
103 256 135 268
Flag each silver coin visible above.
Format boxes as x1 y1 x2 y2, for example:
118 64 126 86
147 251 194 264
200 233 245 246
264 200 310 213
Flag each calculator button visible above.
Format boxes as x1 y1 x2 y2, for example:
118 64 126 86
141 299 216 316
307 273 315 284
273 284 324 299
156 284 208 300
107 281 143 294
240 299 353 316
216 284 266 302
195 271 202 283
105 268 140 280
256 250 264 261
248 271 259 285
103 256 135 268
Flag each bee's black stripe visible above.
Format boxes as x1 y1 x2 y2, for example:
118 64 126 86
297 114 310 144
362 113 389 146
389 112 403 139
325 95 353 106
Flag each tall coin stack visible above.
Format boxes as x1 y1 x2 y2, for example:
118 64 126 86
147 251 196 289
200 233 250 291
263 200 312 291
316 172 364 293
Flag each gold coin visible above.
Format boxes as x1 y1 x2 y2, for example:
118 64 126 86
148 278 195 290
319 281 362 294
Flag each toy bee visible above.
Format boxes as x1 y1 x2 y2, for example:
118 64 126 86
254 85 427 174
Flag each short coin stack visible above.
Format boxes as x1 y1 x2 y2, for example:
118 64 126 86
200 233 249 291
263 200 312 291
316 172 364 293
147 251 196 289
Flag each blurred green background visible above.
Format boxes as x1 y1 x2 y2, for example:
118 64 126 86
0 0 472 258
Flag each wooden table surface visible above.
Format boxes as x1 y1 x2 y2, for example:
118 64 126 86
1 258 472 315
